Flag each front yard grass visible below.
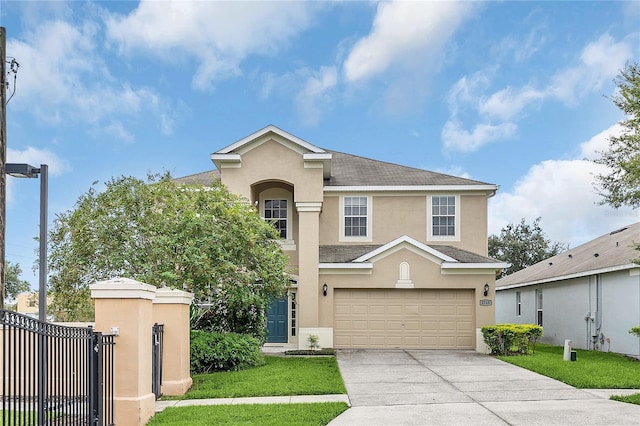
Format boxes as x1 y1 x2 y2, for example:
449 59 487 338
497 343 640 389
147 402 349 426
163 355 346 400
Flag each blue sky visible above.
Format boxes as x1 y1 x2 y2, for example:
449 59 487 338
1 1 639 288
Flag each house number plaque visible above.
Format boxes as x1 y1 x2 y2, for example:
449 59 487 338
479 299 492 306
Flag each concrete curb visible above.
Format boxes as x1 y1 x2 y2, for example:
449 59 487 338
155 394 350 412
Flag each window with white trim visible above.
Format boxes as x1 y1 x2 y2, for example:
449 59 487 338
344 196 368 237
339 196 372 241
264 199 288 239
516 291 522 317
431 196 456 236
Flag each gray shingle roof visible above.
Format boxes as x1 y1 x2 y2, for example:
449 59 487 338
320 244 499 264
324 150 492 187
173 170 219 185
175 150 492 188
496 222 640 289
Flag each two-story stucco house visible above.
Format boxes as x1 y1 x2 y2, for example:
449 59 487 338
177 125 507 351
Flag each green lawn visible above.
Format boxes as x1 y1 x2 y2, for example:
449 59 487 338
164 355 346 400
150 356 349 424
498 344 640 389
148 402 349 426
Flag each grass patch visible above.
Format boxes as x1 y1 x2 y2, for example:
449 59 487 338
165 356 346 400
498 344 640 389
611 393 640 405
147 402 349 426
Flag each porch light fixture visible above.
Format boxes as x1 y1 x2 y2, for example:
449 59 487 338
322 282 328 296
6 163 48 322
483 283 489 297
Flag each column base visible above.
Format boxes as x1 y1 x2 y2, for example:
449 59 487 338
114 393 156 426
161 377 193 396
298 327 333 350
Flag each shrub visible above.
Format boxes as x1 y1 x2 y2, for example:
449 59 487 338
630 326 640 338
190 330 264 373
482 324 543 356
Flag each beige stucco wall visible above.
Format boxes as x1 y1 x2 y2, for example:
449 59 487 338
319 192 489 255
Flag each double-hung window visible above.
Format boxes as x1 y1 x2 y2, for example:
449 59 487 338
429 195 459 240
516 291 522 317
264 199 288 239
341 196 371 241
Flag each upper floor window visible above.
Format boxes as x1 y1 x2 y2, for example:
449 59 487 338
428 195 459 241
264 199 288 239
340 196 372 242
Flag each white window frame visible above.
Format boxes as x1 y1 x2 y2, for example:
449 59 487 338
535 289 543 326
339 195 372 242
516 291 522 317
427 195 460 241
260 188 295 250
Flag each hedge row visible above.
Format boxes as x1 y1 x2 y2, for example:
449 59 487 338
481 324 543 356
190 330 265 374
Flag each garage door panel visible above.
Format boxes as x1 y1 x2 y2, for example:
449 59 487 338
334 289 474 349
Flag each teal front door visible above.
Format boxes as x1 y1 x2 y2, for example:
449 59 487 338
266 298 288 343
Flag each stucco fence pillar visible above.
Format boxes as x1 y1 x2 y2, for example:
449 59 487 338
90 278 193 426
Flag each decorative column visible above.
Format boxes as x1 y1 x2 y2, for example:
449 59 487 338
152 287 193 395
296 202 332 349
90 278 156 426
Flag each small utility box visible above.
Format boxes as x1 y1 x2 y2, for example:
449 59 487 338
570 351 577 362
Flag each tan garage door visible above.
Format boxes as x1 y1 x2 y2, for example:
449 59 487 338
334 289 475 349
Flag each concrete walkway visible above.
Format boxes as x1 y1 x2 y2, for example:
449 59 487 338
329 349 640 426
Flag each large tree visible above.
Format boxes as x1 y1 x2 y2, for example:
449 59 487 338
489 217 568 278
4 261 31 301
48 173 290 338
594 61 640 208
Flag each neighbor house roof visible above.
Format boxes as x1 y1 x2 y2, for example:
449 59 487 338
496 222 640 290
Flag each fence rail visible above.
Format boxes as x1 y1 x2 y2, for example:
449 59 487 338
1 309 115 425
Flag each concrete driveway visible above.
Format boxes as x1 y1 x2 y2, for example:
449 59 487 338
329 349 640 425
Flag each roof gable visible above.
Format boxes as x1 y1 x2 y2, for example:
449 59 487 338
352 235 457 264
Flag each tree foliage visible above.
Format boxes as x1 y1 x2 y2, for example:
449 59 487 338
4 261 31 301
489 217 568 278
594 61 640 209
48 173 290 334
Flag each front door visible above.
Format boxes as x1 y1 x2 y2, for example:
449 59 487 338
266 298 288 343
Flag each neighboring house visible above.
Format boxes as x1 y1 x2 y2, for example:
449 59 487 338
176 125 506 351
496 222 640 357
15 292 53 319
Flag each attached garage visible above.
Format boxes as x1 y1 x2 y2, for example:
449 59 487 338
333 288 475 349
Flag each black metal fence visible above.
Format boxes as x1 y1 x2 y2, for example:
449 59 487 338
1 309 115 425
151 323 164 400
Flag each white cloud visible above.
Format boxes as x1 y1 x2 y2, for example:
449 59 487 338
7 15 176 140
442 120 517 152
343 1 475 82
489 125 638 248
295 67 338 126
578 123 621 160
443 33 635 151
106 1 315 91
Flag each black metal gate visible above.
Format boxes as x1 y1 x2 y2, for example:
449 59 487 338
1 309 115 425
151 323 164 400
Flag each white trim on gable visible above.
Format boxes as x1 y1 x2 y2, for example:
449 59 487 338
216 125 326 154
352 235 458 263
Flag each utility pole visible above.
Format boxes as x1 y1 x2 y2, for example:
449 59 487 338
0 27 7 310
